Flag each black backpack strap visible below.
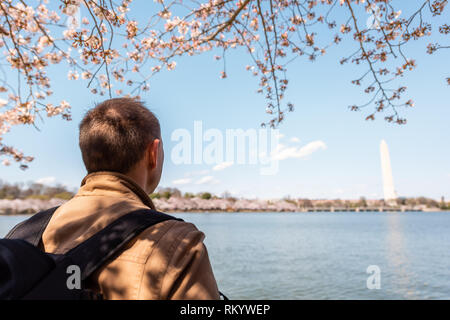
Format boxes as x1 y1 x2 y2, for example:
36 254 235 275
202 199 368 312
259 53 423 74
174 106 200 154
5 206 60 247
65 209 182 280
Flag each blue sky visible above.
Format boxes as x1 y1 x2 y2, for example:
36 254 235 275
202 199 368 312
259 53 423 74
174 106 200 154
0 2 448 200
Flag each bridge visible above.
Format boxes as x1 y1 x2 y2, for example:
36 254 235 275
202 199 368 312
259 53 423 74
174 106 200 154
301 207 423 212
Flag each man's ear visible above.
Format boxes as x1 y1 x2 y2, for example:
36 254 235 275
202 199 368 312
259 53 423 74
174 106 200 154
148 138 161 169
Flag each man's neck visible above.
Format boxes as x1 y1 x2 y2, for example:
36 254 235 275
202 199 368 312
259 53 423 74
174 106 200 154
124 169 149 194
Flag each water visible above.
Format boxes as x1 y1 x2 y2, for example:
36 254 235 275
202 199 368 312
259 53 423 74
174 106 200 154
1 211 449 299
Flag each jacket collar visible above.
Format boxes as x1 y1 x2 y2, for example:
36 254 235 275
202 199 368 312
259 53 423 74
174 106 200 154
79 171 156 210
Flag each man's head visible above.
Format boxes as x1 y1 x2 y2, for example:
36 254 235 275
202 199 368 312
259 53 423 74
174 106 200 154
79 98 163 193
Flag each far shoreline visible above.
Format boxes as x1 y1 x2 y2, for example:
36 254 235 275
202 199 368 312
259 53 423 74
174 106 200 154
1 197 449 216
1 208 449 216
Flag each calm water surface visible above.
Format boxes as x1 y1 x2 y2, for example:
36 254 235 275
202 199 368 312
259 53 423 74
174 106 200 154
1 212 449 299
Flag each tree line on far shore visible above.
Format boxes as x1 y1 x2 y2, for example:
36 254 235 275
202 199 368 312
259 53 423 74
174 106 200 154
0 180 73 200
0 182 448 210
150 188 449 210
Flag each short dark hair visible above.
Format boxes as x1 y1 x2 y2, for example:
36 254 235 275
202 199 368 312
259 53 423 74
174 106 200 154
79 98 161 174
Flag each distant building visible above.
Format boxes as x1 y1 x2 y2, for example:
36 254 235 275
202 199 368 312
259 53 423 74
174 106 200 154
380 140 397 206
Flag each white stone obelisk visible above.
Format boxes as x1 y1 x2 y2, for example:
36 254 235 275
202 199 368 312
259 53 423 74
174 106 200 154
380 139 397 205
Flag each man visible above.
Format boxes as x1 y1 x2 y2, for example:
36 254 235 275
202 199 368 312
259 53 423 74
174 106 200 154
41 98 220 299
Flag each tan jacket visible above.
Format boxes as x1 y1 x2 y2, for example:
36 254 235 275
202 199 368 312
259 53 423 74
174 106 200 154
41 171 220 300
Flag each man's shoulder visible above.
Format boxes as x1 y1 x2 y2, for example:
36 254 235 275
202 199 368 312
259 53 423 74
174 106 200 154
141 215 204 244
124 214 205 261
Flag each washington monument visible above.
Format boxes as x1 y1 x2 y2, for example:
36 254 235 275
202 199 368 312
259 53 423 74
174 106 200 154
380 140 397 205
